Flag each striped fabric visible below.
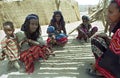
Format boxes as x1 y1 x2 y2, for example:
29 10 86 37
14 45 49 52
16 31 52 73
20 46 48 73
1 35 19 61
95 58 115 78
109 29 120 54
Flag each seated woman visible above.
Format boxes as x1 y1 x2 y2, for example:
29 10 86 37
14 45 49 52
47 11 68 47
76 15 98 42
16 14 53 73
89 0 120 78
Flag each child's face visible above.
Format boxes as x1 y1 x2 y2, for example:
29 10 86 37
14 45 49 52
107 3 120 23
83 19 89 25
3 25 14 37
29 19 39 33
55 14 61 22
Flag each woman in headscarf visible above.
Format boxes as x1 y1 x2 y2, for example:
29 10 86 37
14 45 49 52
89 0 120 78
47 11 68 47
16 14 53 73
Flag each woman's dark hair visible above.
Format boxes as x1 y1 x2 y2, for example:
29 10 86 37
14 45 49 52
50 11 65 27
110 0 120 11
21 14 41 40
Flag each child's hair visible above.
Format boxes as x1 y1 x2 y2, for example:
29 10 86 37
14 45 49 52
3 21 14 29
21 14 41 40
82 15 89 21
110 0 120 11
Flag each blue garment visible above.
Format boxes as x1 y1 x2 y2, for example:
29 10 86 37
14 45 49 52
47 26 55 33
55 33 67 40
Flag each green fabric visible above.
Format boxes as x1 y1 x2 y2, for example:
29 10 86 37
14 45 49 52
16 31 46 51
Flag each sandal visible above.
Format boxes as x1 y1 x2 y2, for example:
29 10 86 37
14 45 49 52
86 68 104 77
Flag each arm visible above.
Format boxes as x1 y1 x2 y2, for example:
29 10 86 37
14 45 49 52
77 24 86 33
62 22 67 34
0 39 7 60
28 36 46 46
97 33 111 46
19 39 28 47
88 24 92 30
27 39 40 46
0 50 5 60
77 24 81 31
62 26 67 34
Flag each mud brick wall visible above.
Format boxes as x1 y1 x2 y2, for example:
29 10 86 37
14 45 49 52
0 0 80 29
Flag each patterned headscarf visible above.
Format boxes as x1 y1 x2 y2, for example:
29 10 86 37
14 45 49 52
115 0 120 6
21 14 41 40
25 14 38 20
21 14 39 31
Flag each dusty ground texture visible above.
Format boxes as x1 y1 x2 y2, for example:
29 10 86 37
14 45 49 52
0 21 105 78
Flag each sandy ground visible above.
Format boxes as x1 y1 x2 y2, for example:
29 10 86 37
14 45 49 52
0 20 105 78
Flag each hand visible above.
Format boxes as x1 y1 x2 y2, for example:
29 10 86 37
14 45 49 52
97 33 111 46
19 39 28 47
52 35 55 39
66 34 68 37
0 52 5 61
19 40 24 47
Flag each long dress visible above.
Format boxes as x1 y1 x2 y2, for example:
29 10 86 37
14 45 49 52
16 31 49 73
91 29 120 78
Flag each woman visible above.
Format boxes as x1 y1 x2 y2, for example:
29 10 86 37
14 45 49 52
16 14 52 73
76 15 98 42
47 11 68 47
90 0 120 78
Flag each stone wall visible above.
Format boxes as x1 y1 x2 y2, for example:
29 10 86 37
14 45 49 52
0 0 80 29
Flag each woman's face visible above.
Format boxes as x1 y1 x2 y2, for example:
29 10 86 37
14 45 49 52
107 3 120 23
55 14 61 22
29 19 39 33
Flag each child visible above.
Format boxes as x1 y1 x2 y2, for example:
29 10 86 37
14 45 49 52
0 21 20 71
47 26 68 47
47 26 57 46
76 15 98 42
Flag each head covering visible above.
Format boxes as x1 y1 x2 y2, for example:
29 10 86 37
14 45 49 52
25 14 38 20
115 0 120 6
54 10 62 15
82 15 90 21
21 14 39 31
47 26 55 33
